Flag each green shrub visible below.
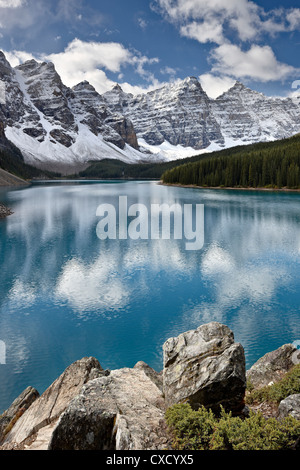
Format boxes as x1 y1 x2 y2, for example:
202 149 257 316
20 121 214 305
246 364 300 405
165 403 300 451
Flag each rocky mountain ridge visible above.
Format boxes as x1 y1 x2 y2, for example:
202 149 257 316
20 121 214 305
0 51 300 173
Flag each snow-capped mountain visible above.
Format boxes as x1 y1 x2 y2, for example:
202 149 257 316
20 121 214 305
0 51 146 172
0 51 299 173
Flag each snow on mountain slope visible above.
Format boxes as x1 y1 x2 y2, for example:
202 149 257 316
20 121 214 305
0 50 300 173
212 82 300 143
103 77 224 150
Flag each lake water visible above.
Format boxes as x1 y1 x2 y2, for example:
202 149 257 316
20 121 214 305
0 180 300 412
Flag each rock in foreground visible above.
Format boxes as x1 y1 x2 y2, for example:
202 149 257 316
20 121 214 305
1 322 298 451
277 394 300 421
163 322 246 415
0 357 104 449
0 387 39 441
49 366 167 450
246 344 300 389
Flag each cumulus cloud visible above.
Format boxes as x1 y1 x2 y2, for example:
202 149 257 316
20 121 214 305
155 0 300 83
210 43 298 82
155 0 300 42
180 19 224 45
199 73 235 99
47 38 132 76
45 38 162 95
3 49 36 67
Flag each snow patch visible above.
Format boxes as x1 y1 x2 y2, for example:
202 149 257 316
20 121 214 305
5 124 163 167
138 136 254 162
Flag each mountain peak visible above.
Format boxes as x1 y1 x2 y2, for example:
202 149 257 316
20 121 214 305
73 80 97 93
16 59 57 76
231 81 247 91
183 76 202 88
112 83 124 93
0 51 8 63
0 51 13 74
185 76 199 83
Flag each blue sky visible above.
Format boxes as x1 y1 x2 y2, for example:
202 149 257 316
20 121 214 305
0 0 300 98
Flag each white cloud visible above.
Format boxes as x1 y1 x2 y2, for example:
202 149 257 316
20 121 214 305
0 0 24 7
155 0 300 84
155 0 261 42
180 19 224 44
210 43 298 82
47 38 132 77
199 73 235 99
286 8 300 31
45 38 162 95
3 49 36 67
156 0 300 42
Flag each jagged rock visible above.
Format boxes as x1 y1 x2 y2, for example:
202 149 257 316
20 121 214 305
133 361 163 392
48 367 167 451
0 387 39 442
23 126 45 140
246 344 300 389
277 394 300 420
71 81 138 150
16 60 75 131
0 357 104 449
105 115 139 150
0 53 41 128
49 129 74 147
163 322 246 414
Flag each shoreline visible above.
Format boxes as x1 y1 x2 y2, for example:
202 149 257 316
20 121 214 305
159 181 300 193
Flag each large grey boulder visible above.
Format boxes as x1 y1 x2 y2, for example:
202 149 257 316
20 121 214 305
277 394 300 421
1 357 104 449
48 367 167 451
163 322 246 414
246 344 300 389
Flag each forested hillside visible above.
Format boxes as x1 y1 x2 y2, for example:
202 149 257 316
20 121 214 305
162 134 300 189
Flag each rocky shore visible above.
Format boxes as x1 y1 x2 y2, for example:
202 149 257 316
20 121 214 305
0 203 13 218
0 322 299 451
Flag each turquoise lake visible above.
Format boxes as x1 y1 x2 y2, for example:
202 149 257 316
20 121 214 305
0 180 300 412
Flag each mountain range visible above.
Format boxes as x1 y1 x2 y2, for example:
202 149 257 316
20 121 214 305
0 50 300 174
